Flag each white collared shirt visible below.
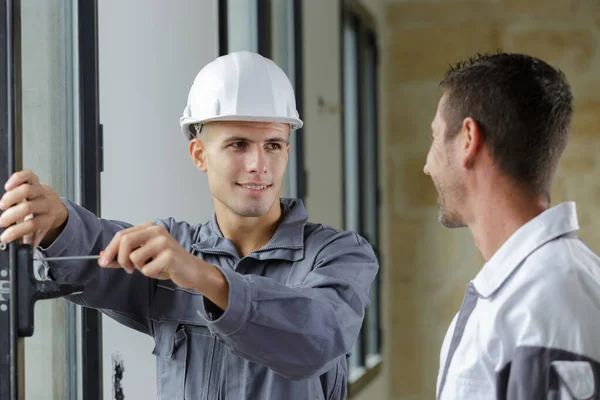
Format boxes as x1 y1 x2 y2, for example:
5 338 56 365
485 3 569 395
437 202 600 399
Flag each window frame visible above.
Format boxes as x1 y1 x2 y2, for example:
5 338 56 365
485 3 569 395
0 1 102 398
0 0 21 395
340 0 383 396
77 1 103 399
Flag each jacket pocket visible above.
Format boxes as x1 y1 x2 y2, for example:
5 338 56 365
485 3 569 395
328 362 345 400
150 282 221 399
317 360 345 400
551 361 596 400
152 322 187 400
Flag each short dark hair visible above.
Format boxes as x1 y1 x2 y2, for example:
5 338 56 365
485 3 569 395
440 52 573 199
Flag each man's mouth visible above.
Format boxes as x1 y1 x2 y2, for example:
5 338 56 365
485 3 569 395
237 183 271 190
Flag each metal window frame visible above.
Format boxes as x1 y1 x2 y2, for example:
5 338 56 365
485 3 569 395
0 0 22 397
341 8 366 372
292 0 307 201
218 0 227 56
364 30 382 356
77 1 103 399
257 0 270 58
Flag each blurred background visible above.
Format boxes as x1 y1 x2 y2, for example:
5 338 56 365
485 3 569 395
9 0 600 399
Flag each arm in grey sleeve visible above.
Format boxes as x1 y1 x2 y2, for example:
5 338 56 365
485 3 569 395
40 199 159 335
200 230 379 380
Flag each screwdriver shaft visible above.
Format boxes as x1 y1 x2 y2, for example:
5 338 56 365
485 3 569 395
33 255 101 261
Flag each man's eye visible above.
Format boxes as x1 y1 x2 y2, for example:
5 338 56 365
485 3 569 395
266 143 281 150
231 142 247 148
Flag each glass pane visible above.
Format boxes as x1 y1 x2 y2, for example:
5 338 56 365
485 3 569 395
343 22 360 232
344 19 363 376
271 0 298 198
364 37 380 359
227 0 258 53
21 0 79 398
271 0 294 78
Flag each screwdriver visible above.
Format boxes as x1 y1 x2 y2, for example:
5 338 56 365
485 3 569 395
33 255 101 262
33 254 128 270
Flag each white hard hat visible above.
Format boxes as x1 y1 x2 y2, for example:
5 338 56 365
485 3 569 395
180 51 303 140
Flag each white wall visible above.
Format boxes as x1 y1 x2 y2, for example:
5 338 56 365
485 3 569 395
98 1 218 398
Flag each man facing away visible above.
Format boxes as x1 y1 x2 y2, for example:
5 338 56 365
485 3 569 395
425 52 600 399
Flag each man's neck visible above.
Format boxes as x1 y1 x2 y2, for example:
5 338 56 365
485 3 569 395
468 185 549 262
215 201 283 257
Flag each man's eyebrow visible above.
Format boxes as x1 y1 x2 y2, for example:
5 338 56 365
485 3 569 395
222 136 252 143
265 138 288 143
221 137 288 143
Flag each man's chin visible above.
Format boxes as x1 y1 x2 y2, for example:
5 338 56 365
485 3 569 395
234 199 276 218
438 211 465 229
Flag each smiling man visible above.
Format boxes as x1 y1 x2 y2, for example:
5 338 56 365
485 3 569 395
0 51 379 399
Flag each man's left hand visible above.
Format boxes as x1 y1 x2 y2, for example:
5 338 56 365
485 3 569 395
99 223 200 289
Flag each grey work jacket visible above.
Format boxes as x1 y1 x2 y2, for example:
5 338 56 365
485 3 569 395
40 198 379 399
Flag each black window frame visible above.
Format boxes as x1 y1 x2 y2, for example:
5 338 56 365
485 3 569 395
78 1 103 399
0 0 22 395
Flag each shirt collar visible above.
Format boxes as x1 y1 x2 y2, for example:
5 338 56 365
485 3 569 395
192 198 307 261
472 202 579 298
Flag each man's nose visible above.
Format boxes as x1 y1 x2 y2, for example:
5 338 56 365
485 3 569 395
247 146 267 173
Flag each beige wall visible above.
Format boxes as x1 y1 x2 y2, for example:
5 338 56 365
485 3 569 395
384 0 600 398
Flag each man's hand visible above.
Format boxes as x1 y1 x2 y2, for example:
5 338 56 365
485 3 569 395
0 170 68 248
99 223 230 310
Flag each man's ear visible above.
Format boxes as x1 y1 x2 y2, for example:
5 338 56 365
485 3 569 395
460 117 483 169
189 138 207 172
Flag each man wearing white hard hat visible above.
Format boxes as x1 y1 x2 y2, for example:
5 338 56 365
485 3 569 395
0 51 379 399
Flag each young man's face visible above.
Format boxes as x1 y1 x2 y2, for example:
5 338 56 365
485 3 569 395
191 121 290 218
424 93 467 228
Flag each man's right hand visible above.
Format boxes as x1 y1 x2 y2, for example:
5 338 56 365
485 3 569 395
0 170 68 248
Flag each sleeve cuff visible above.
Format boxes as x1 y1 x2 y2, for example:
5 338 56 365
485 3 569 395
201 265 252 336
39 199 82 256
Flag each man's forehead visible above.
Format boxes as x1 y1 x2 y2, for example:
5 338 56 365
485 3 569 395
209 121 287 130
433 93 450 125
206 121 290 140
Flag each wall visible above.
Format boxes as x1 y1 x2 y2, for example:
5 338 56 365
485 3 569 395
97 1 218 398
384 0 600 398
